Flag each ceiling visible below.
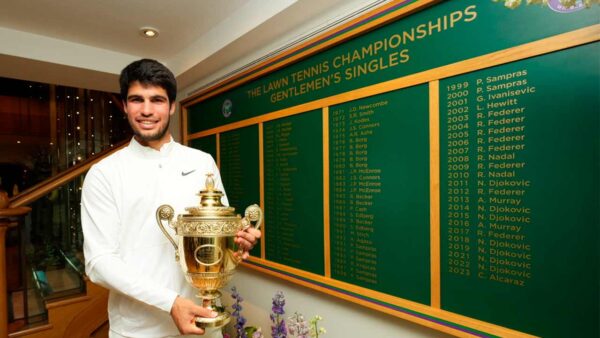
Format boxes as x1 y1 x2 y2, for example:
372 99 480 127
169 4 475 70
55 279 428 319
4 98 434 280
0 0 384 96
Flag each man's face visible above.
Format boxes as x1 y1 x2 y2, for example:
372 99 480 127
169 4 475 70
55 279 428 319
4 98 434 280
123 81 175 149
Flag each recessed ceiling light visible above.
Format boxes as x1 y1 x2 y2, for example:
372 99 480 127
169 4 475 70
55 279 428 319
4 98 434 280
140 27 159 38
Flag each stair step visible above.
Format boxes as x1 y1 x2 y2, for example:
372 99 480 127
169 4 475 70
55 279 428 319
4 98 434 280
8 323 53 338
7 280 108 338
46 293 91 309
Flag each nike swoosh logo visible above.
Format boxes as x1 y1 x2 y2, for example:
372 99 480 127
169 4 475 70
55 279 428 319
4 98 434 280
181 169 196 176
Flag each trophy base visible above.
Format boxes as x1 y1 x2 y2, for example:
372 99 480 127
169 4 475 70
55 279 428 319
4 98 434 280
195 311 231 328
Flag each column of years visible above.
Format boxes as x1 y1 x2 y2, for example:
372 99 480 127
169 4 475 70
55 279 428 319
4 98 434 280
330 107 350 278
330 102 382 286
445 82 473 278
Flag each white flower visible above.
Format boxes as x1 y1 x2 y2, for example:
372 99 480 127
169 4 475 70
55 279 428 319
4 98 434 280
504 0 522 9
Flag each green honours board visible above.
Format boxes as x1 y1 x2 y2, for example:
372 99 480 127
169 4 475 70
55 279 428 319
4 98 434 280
264 111 324 274
329 86 430 304
189 136 217 163
440 44 599 337
220 126 261 256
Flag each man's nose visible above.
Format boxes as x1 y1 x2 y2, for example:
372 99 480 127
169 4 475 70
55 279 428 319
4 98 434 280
141 100 153 115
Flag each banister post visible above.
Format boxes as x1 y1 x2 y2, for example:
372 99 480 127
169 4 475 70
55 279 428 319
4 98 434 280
0 207 31 338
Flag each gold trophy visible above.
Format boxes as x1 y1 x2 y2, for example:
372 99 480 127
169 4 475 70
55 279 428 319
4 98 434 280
156 173 262 328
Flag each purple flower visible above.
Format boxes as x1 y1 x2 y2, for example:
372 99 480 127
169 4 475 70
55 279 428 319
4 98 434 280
231 287 247 338
271 291 286 314
270 291 287 338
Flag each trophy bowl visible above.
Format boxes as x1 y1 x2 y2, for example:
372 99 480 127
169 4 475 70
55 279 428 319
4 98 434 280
156 174 262 328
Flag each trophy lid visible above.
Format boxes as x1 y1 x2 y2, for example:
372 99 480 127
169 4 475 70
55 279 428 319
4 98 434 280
184 174 237 217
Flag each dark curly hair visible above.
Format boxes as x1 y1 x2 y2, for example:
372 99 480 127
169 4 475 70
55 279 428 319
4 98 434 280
119 59 176 103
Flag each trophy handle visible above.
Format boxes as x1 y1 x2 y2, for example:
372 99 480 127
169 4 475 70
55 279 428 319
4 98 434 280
242 204 263 230
156 204 178 252
237 204 263 257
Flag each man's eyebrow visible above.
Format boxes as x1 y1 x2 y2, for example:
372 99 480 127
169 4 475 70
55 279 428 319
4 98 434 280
126 94 167 100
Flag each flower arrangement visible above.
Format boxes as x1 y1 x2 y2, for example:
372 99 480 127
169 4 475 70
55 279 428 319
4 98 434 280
308 315 326 338
270 291 287 338
228 289 325 338
231 287 247 338
230 287 264 338
287 312 309 338
493 0 598 9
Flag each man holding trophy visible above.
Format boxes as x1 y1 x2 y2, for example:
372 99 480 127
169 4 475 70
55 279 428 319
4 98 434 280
81 59 261 338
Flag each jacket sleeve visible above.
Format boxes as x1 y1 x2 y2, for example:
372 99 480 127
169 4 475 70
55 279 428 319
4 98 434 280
81 166 178 313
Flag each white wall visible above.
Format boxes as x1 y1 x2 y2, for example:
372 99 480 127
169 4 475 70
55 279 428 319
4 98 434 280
178 1 453 336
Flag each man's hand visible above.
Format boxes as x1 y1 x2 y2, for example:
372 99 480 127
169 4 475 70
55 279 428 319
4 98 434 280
170 296 217 335
235 227 262 259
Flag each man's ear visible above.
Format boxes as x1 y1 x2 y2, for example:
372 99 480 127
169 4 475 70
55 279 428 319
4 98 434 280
169 103 176 115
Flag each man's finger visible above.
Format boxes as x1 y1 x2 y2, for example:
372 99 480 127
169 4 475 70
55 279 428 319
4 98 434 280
184 322 205 335
235 234 253 250
237 229 260 243
233 250 250 259
246 227 262 239
193 306 219 319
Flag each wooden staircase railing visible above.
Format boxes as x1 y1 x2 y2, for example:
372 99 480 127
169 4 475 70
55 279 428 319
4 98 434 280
9 140 129 208
3 140 129 338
